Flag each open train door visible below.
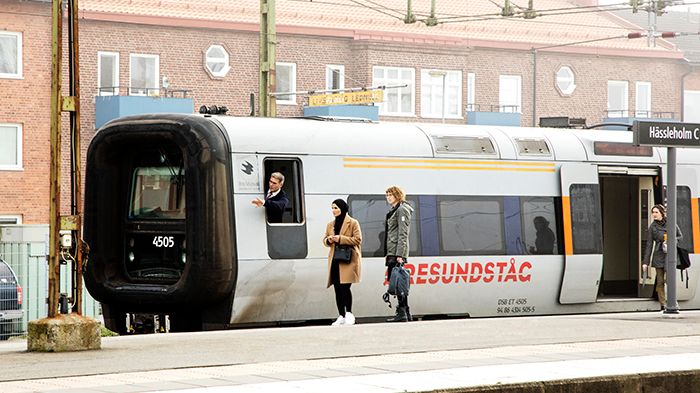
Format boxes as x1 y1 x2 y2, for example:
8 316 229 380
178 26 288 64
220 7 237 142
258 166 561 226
677 167 699 301
559 163 604 304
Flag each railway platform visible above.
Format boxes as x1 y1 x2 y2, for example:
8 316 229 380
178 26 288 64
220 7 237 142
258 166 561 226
1 310 700 392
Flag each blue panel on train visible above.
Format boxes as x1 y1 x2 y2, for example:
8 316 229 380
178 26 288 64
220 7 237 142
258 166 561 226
303 105 379 121
95 95 194 129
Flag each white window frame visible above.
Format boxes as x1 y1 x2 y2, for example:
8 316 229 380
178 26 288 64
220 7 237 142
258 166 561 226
635 81 652 117
467 72 476 111
555 66 576 96
326 64 345 91
420 69 462 119
204 44 231 78
129 53 160 96
372 66 415 116
499 75 522 113
0 215 22 225
276 62 297 105
608 80 629 117
97 51 119 96
0 123 22 171
0 31 23 79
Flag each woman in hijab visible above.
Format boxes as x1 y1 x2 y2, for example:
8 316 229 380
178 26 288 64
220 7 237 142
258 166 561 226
323 199 362 326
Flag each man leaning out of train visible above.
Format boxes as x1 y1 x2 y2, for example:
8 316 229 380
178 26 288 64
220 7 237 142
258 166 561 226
323 198 362 326
384 185 414 322
642 204 683 311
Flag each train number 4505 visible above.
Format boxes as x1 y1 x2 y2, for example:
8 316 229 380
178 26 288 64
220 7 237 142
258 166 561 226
152 236 175 248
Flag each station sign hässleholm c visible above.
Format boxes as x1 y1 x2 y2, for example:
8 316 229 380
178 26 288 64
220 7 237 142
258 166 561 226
633 120 700 148
308 89 383 107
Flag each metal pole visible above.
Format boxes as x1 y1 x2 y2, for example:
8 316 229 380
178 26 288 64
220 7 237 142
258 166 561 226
532 49 537 127
259 0 276 117
68 0 84 315
48 0 63 318
441 73 446 123
665 146 679 314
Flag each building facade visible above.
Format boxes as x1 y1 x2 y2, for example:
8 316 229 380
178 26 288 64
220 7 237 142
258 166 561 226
1 0 696 224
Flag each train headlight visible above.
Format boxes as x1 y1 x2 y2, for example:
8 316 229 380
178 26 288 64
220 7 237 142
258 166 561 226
128 252 135 262
129 238 135 247
181 252 186 264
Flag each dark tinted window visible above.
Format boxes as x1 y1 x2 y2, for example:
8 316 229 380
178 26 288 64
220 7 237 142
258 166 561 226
349 195 421 257
438 196 505 255
570 184 602 254
677 186 693 251
521 197 559 255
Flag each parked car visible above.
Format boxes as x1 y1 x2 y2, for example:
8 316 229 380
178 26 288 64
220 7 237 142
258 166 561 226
0 258 23 340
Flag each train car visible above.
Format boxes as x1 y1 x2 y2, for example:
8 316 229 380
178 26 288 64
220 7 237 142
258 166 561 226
83 114 700 333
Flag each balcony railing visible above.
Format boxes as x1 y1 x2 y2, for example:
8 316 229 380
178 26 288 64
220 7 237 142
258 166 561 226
605 110 676 119
97 86 192 98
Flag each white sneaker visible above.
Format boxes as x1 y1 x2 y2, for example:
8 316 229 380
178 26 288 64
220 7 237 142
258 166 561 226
344 312 355 325
331 315 345 326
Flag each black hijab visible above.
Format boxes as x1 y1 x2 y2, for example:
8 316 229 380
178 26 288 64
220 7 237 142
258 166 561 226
333 199 348 235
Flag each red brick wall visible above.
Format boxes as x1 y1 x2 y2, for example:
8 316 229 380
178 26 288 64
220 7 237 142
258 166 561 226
0 0 52 224
3 5 699 224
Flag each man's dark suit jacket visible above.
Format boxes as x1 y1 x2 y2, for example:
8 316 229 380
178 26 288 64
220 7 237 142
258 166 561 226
265 190 289 223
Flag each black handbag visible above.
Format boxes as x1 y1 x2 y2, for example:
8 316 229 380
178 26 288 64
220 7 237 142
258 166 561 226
333 245 353 264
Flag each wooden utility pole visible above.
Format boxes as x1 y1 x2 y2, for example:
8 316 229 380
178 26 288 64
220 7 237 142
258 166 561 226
259 0 276 117
49 0 84 317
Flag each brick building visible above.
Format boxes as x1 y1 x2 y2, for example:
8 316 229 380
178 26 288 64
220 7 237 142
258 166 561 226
1 0 697 224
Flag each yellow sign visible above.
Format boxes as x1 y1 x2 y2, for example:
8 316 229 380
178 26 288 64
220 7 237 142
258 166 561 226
308 90 384 107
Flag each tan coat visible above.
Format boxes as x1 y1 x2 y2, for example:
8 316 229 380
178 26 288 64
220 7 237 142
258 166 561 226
323 215 362 288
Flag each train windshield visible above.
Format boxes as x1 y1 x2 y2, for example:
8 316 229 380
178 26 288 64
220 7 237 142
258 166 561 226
129 167 185 220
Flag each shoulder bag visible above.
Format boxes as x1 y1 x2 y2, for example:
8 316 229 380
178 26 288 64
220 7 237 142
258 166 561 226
333 245 353 264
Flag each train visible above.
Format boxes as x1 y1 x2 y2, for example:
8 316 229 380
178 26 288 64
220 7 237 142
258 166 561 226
83 113 700 333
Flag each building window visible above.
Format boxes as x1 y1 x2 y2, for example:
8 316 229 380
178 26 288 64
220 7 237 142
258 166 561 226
0 31 22 79
373 66 415 116
421 69 462 119
555 66 576 96
499 75 521 113
0 123 22 170
326 65 344 91
607 80 629 117
129 54 159 96
276 62 297 105
0 215 22 225
467 72 476 111
98 52 119 96
635 81 651 117
204 44 230 78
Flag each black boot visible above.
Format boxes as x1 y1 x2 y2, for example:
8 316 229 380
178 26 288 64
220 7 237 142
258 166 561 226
387 306 408 322
405 306 412 322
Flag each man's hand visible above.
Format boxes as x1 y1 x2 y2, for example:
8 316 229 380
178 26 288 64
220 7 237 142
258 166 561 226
251 197 264 207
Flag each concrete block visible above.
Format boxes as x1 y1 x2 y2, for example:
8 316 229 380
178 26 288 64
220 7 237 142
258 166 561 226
27 313 101 352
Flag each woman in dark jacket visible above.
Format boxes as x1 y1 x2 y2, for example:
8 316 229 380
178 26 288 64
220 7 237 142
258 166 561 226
384 185 413 322
323 199 362 326
642 204 683 310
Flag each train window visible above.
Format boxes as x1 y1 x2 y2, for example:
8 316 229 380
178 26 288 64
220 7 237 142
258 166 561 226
263 159 304 224
569 184 602 254
438 196 505 255
677 186 694 251
348 195 421 258
129 167 185 220
521 197 559 255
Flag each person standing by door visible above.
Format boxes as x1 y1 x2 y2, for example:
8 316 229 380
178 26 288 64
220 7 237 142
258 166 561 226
251 172 288 223
323 199 362 326
642 204 683 311
384 185 413 322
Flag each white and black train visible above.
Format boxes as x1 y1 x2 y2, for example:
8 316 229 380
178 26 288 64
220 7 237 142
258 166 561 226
83 114 700 333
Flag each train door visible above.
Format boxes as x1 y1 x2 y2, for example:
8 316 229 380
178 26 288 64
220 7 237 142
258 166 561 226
263 158 307 259
598 173 656 299
676 168 698 301
559 163 603 304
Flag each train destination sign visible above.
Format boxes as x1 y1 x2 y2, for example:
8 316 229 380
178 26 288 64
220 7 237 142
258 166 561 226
308 89 383 107
633 120 700 148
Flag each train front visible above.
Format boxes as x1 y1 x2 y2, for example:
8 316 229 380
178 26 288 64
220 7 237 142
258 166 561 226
83 114 237 333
